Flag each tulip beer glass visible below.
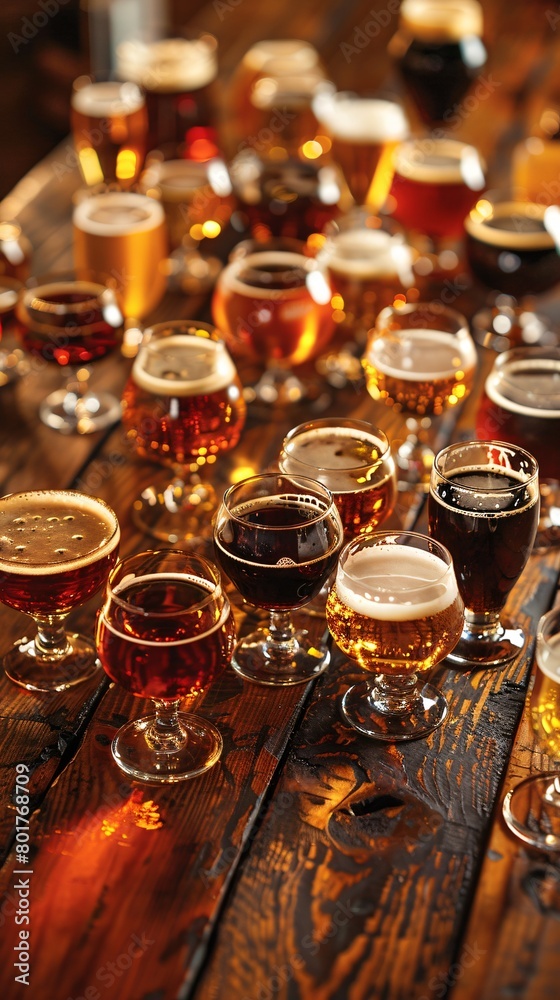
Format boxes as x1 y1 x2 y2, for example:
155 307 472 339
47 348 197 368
326 531 464 741
96 549 235 782
213 473 343 685
0 490 120 691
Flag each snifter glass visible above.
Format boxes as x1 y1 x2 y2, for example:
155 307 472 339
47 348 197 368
503 605 560 850
95 549 235 783
326 530 464 741
429 440 540 667
0 490 120 691
465 196 560 351
363 301 477 487
213 473 343 686
121 319 246 543
15 273 125 434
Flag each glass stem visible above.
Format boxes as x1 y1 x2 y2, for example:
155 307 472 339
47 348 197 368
371 673 419 716
267 611 296 648
145 698 188 752
33 618 71 660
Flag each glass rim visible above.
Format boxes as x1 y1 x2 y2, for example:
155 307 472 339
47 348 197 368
106 548 224 616
0 489 120 571
280 418 391 473
338 528 454 584
141 318 224 345
433 439 539 486
538 604 560 646
221 472 338 528
375 300 469 331
21 278 113 315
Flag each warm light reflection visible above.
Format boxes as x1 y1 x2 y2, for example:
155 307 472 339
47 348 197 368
116 148 138 181
77 147 104 186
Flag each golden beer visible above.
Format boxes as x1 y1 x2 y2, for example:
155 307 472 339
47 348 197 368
71 78 147 188
532 621 560 758
73 191 167 318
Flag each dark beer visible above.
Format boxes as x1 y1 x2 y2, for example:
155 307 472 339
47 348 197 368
214 495 341 610
391 0 487 125
428 466 539 613
16 281 123 366
116 36 219 158
476 347 560 481
465 199 560 296
96 573 235 699
0 491 120 617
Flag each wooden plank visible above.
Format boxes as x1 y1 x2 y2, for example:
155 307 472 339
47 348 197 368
192 550 560 1000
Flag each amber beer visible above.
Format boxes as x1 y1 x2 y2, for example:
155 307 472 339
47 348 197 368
390 0 487 125
116 36 218 157
71 79 147 188
465 200 560 296
531 612 560 759
279 420 397 538
73 191 167 318
389 139 486 238
0 490 120 617
476 347 560 481
326 541 464 676
212 250 335 368
363 322 477 416
319 227 414 327
313 92 409 209
121 328 246 467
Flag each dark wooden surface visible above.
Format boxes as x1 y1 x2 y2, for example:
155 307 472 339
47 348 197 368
1 2 560 998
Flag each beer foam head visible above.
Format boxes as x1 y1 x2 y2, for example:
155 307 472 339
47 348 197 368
0 490 119 573
132 334 237 397
465 200 557 249
142 159 210 202
117 37 217 92
313 94 409 143
73 191 164 237
394 139 485 188
242 39 320 74
336 543 458 620
399 0 483 41
71 80 144 118
281 424 392 492
224 250 313 298
368 327 477 380
321 228 410 278
485 354 560 418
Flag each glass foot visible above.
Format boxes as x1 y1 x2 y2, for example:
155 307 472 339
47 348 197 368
3 633 101 691
111 713 223 782
132 480 216 543
39 389 122 434
231 627 331 686
341 679 448 741
503 774 560 850
446 624 525 668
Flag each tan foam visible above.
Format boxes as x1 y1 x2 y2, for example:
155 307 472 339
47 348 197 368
117 37 217 92
72 81 144 118
73 192 164 237
132 335 237 397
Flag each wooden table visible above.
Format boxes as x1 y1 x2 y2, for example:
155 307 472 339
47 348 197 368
0 2 560 998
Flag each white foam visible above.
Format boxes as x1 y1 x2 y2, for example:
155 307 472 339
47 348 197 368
367 328 477 380
72 81 144 118
117 38 217 92
314 96 408 143
394 141 485 188
336 544 458 621
223 251 312 299
132 335 237 397
321 229 408 279
280 425 393 493
73 192 164 237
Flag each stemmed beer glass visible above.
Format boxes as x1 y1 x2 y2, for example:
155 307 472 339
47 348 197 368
363 302 478 486
326 531 464 741
503 605 560 850
121 319 246 542
15 274 125 433
429 440 539 667
213 473 343 685
95 549 235 782
0 489 120 691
